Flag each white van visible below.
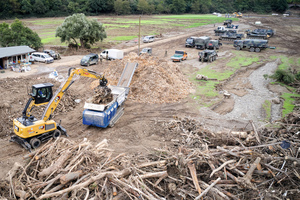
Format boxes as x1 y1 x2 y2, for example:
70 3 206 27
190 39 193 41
30 52 54 64
100 49 123 60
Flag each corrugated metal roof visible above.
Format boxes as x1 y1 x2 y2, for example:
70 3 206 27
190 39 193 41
0 46 36 58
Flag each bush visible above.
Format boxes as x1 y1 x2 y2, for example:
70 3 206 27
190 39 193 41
270 69 295 84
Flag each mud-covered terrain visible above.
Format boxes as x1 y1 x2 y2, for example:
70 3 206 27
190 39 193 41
0 14 299 195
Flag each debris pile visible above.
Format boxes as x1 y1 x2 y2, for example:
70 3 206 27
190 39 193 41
103 52 193 104
1 115 299 199
88 86 113 104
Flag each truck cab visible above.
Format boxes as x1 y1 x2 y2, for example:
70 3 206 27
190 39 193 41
185 37 197 48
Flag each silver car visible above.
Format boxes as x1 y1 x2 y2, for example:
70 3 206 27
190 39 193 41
143 35 155 43
30 52 54 64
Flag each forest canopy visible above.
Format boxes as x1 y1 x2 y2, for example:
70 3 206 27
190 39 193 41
0 0 291 19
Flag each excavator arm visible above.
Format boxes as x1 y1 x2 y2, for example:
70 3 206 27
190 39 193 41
41 68 107 122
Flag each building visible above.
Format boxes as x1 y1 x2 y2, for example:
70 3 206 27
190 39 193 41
0 46 35 69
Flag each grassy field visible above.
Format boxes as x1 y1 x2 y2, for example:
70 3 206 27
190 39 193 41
16 14 238 46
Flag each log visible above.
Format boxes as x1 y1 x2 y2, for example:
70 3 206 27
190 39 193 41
196 177 221 199
5 162 22 181
38 168 131 199
237 157 261 190
138 171 167 179
60 170 83 185
137 160 167 168
188 161 202 195
39 150 72 178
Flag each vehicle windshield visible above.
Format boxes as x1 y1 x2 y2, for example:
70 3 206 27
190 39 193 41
44 54 51 58
173 54 183 57
186 39 193 43
175 51 184 54
81 56 90 62
48 50 55 54
141 49 148 52
144 36 150 40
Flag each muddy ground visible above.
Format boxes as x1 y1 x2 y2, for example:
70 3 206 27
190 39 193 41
0 14 299 182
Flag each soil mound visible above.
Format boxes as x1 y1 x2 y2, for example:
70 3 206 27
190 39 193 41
102 52 193 104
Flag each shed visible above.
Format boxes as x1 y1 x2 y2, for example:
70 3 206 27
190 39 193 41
0 46 35 69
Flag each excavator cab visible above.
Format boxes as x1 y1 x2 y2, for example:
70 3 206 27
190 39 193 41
31 83 54 104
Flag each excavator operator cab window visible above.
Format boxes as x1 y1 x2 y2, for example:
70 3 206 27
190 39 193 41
31 83 54 104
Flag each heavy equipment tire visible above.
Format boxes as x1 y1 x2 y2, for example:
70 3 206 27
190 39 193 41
30 138 41 149
53 129 61 139
236 46 241 50
250 47 255 52
255 48 261 52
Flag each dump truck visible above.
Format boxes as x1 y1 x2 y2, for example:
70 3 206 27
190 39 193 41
171 50 188 62
233 39 269 52
198 50 218 62
195 36 211 49
219 31 243 41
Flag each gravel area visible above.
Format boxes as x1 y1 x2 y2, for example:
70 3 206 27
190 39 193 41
224 58 281 126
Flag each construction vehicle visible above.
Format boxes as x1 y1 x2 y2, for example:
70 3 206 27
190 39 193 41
245 29 274 39
233 12 242 18
10 66 137 151
233 39 269 52
195 36 211 49
198 50 218 62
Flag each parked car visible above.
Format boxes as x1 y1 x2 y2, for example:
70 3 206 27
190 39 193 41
143 35 155 43
80 53 99 66
43 49 61 60
139 47 152 56
171 50 188 62
30 52 54 64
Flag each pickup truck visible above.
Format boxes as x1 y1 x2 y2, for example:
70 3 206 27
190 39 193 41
171 50 187 62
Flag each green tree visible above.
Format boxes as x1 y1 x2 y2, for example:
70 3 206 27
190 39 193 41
20 0 32 14
191 0 200 13
156 2 164 13
171 0 186 14
0 19 42 49
137 0 150 14
114 0 131 15
33 0 48 14
55 13 107 48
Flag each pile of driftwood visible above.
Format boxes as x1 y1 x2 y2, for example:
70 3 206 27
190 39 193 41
89 86 113 104
0 114 299 199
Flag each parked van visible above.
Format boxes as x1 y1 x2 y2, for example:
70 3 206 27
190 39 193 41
100 49 124 60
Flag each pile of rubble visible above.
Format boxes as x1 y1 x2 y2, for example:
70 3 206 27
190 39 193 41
103 53 193 104
1 113 299 199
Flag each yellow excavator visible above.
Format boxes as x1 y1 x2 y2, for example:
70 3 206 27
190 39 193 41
10 67 108 151
233 12 243 18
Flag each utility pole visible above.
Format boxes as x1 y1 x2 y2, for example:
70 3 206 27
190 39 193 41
138 16 141 55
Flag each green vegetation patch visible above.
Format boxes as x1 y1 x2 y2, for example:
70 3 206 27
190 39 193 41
110 36 137 41
281 93 300 117
262 100 271 122
41 37 61 45
270 55 298 70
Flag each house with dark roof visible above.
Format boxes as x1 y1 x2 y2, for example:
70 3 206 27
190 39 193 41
0 46 35 69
